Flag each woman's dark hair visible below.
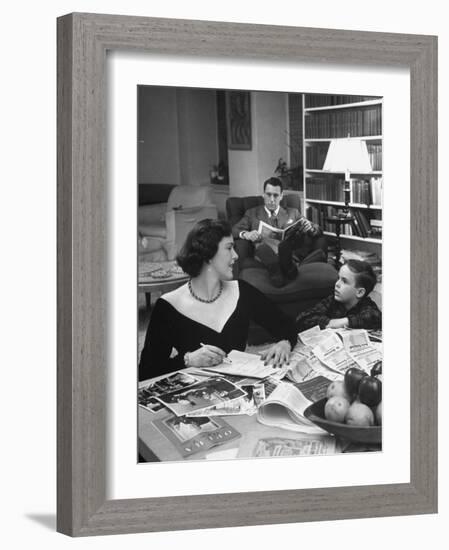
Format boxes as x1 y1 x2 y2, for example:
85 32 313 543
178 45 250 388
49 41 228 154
344 259 377 296
176 219 232 277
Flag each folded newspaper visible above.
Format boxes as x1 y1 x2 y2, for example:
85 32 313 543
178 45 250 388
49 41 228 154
257 381 326 434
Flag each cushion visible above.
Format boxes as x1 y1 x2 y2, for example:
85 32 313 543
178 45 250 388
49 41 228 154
139 222 167 238
138 203 167 225
240 262 338 304
167 185 214 211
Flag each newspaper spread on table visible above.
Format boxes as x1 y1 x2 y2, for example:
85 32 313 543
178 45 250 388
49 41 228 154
203 349 284 379
311 331 358 374
288 326 382 380
338 329 383 372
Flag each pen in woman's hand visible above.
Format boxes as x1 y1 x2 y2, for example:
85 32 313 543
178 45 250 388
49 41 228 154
200 343 232 364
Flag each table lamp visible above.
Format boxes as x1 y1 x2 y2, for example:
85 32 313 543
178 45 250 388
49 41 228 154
322 136 372 217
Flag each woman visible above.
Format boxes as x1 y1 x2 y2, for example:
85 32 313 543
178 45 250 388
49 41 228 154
139 219 298 381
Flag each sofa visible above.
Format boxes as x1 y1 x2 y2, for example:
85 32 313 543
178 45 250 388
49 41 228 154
226 193 338 343
138 183 218 262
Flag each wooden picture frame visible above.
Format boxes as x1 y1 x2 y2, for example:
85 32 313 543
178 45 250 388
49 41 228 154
57 13 438 536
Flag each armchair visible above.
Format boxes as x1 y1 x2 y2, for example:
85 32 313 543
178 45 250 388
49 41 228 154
226 194 338 343
139 184 218 261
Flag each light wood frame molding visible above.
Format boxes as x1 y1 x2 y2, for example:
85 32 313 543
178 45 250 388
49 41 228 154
57 12 438 536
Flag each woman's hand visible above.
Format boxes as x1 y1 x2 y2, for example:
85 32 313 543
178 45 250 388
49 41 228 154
186 344 227 368
260 340 291 368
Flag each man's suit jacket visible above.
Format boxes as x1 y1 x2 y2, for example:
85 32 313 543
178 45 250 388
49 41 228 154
231 205 303 239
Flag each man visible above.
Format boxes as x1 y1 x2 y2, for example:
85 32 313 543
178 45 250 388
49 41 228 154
232 177 327 287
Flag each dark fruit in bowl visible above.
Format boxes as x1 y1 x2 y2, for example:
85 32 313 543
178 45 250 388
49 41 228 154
358 375 382 407
344 367 368 398
370 361 382 378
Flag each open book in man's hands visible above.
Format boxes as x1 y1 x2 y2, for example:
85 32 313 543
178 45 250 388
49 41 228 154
257 217 308 242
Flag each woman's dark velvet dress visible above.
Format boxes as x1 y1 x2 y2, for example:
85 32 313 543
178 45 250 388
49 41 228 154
139 279 297 381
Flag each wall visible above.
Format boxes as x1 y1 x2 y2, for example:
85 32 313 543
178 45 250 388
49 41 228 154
229 90 288 196
138 86 181 184
176 88 218 186
138 86 218 186
2 2 446 550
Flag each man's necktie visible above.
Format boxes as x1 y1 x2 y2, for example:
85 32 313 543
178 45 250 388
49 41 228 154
270 214 278 228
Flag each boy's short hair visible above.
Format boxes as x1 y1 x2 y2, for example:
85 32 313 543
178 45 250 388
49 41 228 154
344 259 377 296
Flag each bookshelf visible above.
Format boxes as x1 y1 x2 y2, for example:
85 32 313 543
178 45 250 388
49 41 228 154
303 94 383 246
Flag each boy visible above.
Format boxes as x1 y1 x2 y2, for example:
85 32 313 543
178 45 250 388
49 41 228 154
296 259 381 330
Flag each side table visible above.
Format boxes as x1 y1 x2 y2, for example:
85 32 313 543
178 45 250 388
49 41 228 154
139 261 189 310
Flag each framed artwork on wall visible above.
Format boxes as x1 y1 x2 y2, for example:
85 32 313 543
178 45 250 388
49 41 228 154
226 90 252 150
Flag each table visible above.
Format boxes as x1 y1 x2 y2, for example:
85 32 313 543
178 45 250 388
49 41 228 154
138 367 381 462
139 260 189 309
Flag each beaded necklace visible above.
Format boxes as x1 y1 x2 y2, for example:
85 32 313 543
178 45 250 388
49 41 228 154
188 279 223 303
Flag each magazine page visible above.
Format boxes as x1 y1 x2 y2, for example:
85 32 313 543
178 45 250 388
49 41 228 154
257 219 285 242
252 435 337 457
153 414 241 458
187 383 266 417
293 375 332 402
203 349 283 379
155 376 247 416
138 371 202 413
282 217 307 240
257 382 326 434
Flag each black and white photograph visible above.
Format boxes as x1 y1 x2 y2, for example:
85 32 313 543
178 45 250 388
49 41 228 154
1 0 442 545
137 86 384 462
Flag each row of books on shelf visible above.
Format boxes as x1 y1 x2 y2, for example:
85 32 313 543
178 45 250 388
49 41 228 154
351 177 383 206
306 204 382 240
306 176 383 206
306 176 345 202
305 94 380 109
305 105 382 139
305 142 382 172
305 142 330 169
367 143 382 171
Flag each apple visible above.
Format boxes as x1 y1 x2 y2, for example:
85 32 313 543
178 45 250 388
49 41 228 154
324 396 350 423
345 402 374 427
326 380 351 401
344 367 368 399
358 376 382 407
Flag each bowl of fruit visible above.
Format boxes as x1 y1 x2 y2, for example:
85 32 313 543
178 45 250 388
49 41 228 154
303 363 382 444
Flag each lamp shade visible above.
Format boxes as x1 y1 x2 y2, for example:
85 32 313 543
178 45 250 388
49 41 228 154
322 138 372 179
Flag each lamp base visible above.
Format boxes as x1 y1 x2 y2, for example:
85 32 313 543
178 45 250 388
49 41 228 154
337 208 352 219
